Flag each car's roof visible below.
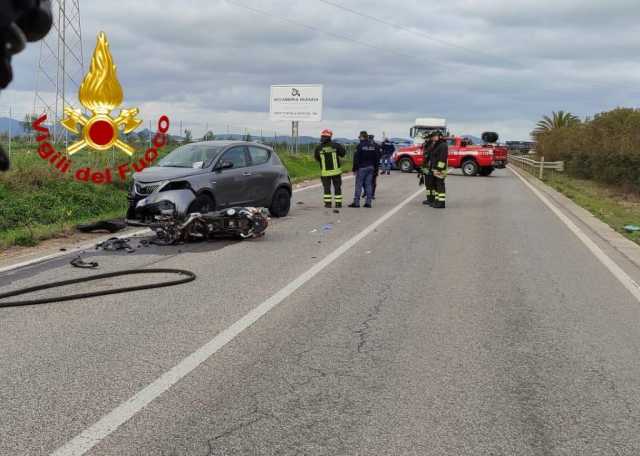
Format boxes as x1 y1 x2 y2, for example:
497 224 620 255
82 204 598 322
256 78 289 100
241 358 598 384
187 140 271 148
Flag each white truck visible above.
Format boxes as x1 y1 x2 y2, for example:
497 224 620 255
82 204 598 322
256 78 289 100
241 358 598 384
409 118 447 145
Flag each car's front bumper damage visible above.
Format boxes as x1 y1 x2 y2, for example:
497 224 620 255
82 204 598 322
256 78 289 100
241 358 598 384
127 188 196 226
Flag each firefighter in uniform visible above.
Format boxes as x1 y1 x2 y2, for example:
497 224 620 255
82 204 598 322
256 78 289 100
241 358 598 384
422 132 436 206
314 129 347 209
430 130 448 208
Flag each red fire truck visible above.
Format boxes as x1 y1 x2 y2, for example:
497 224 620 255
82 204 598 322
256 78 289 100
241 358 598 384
392 133 508 176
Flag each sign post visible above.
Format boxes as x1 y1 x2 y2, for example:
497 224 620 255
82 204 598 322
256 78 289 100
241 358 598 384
270 84 323 154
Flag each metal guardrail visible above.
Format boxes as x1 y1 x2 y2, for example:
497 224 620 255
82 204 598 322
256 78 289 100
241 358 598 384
508 153 564 179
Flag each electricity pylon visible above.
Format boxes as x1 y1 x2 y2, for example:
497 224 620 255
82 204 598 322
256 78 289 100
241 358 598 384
33 0 84 144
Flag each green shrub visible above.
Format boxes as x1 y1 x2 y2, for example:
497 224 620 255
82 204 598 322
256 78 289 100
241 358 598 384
537 108 640 192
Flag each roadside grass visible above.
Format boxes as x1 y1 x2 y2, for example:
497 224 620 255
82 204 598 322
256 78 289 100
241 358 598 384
545 173 640 245
0 142 351 250
280 151 353 183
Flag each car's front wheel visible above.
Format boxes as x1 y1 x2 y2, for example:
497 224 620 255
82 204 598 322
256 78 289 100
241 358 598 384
269 187 291 217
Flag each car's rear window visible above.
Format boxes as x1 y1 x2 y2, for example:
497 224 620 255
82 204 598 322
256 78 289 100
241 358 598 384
249 146 270 166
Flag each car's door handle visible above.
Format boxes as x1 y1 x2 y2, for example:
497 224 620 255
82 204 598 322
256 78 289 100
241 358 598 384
243 172 252 176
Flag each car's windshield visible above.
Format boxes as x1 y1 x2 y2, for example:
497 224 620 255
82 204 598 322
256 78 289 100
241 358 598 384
413 127 441 138
158 144 224 168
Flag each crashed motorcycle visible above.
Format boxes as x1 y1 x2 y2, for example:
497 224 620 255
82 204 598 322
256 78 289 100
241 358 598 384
149 207 269 245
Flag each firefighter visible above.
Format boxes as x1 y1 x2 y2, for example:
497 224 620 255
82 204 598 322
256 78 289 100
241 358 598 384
422 132 436 205
314 128 346 209
430 130 448 208
350 131 378 208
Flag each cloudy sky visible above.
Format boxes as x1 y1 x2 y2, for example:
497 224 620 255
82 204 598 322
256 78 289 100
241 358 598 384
3 0 640 140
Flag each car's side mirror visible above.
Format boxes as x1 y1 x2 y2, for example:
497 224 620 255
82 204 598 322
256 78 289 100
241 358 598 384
215 160 234 171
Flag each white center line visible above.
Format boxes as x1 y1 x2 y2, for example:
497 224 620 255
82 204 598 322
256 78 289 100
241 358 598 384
51 186 423 456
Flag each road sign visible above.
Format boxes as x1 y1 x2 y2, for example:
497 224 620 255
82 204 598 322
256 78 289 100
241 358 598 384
270 84 323 122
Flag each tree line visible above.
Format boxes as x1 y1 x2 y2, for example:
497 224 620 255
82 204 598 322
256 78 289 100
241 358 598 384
533 108 640 192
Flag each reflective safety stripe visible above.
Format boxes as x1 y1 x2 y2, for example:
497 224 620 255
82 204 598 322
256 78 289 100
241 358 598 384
323 194 333 202
320 147 342 177
322 169 342 177
335 195 343 202
436 161 446 170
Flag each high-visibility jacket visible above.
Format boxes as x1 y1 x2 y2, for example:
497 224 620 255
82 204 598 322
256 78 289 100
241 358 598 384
314 141 346 177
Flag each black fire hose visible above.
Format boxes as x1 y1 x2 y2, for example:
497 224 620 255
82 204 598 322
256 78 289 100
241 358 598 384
0 268 196 308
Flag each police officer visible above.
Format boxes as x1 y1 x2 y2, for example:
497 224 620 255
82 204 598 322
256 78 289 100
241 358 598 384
380 137 395 175
350 131 377 208
422 132 436 205
430 130 448 208
365 134 381 200
314 128 346 209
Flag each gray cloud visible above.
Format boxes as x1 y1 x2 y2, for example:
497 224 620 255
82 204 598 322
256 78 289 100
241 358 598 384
3 0 639 140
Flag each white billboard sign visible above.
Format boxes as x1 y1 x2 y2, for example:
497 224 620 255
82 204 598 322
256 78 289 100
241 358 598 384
270 84 323 122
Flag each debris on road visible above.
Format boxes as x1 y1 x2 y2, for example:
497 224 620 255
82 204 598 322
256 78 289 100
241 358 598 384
70 257 99 269
150 207 269 245
77 219 127 234
96 237 135 253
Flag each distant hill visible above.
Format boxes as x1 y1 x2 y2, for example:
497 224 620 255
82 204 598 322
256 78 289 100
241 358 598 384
0 117 26 136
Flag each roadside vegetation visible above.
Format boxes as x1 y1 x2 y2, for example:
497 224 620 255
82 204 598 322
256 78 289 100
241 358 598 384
534 108 640 192
0 139 353 249
528 107 640 245
544 173 640 245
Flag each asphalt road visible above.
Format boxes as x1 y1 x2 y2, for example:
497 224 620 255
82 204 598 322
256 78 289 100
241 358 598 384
2 169 640 455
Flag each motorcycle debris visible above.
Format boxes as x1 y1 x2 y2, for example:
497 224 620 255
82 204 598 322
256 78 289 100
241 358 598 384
70 256 99 269
96 237 135 253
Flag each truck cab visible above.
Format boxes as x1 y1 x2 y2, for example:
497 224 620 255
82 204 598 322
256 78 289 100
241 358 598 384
410 117 447 145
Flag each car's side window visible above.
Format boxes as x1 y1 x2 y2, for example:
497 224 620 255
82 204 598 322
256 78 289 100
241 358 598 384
248 146 270 166
221 147 248 169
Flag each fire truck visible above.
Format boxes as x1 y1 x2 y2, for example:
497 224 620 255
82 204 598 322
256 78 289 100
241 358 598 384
392 132 508 176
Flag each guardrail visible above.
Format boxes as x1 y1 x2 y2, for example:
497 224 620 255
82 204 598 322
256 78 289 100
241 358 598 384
508 153 564 180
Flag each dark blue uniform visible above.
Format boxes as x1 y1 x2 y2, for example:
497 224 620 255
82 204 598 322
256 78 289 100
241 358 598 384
351 139 379 207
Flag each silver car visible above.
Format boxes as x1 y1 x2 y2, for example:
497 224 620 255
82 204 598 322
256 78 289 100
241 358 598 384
127 141 292 224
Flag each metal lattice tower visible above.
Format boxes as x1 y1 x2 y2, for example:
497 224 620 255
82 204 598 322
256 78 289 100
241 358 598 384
33 0 84 144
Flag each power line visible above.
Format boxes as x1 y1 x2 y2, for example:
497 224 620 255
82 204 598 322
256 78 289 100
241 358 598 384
315 0 521 68
225 0 418 62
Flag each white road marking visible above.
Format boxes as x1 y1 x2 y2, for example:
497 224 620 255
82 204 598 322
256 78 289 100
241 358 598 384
510 166 640 302
0 229 151 275
51 186 423 456
0 175 356 275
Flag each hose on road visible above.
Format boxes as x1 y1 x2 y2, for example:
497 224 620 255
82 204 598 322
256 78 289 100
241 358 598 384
0 268 197 308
